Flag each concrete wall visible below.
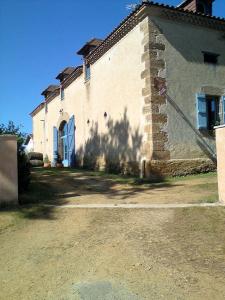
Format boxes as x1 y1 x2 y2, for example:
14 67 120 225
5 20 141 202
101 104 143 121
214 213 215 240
215 125 225 203
151 15 225 160
0 135 18 205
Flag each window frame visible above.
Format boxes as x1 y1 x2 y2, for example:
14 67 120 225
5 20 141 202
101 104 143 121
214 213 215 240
196 93 221 132
85 64 91 81
60 87 65 101
206 96 220 130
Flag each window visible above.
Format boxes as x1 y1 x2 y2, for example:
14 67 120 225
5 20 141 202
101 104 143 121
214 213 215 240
45 103 48 113
197 94 221 131
206 96 220 129
197 3 206 14
61 87 64 100
85 64 91 81
203 52 219 65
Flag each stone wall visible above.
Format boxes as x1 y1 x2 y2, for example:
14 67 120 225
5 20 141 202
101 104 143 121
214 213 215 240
215 125 225 204
0 135 18 206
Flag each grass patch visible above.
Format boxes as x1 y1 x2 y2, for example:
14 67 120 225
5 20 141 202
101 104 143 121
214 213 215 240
199 194 219 203
32 168 217 184
19 179 56 204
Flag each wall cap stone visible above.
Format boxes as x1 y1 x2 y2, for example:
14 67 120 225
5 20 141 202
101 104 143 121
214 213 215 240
0 135 17 141
214 124 225 130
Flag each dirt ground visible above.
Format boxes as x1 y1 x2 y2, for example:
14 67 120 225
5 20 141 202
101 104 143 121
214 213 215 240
1 207 225 299
20 169 218 206
0 170 223 299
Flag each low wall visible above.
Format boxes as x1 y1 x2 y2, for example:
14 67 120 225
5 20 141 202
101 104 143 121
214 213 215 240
0 135 18 206
145 158 216 178
215 125 225 204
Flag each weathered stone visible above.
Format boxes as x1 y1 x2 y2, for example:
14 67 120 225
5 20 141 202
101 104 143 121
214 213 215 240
149 42 165 51
144 124 152 133
149 51 158 59
152 114 167 124
142 87 150 96
144 96 151 104
150 59 165 69
152 123 164 133
153 150 170 160
141 52 150 62
145 114 152 122
152 131 168 142
151 104 160 113
148 159 216 177
143 105 151 114
140 21 149 32
150 67 159 77
142 35 150 45
141 69 150 79
153 141 166 151
143 142 152 158
151 95 166 104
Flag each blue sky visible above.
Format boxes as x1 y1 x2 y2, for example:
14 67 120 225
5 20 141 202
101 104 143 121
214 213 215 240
0 0 224 133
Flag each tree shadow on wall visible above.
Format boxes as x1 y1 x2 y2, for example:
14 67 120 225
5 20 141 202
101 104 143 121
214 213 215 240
76 108 143 175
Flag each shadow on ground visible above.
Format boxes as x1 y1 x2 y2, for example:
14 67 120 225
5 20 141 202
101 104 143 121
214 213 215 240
1 168 217 220
0 168 180 220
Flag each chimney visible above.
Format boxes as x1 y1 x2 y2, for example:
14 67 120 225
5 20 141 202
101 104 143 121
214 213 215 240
178 0 215 16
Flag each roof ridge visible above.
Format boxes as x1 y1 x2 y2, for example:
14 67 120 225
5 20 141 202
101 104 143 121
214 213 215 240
85 1 225 64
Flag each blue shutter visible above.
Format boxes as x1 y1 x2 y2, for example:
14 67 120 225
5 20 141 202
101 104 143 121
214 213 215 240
196 93 207 130
68 115 75 167
223 96 225 124
52 126 58 167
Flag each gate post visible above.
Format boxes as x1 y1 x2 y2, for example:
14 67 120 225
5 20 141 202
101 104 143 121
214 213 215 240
215 125 225 204
0 135 18 206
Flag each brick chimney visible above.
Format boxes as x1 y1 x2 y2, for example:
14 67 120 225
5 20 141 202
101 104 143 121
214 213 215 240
178 0 215 16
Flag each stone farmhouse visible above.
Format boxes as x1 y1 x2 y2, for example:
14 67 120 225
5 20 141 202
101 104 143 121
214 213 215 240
30 0 225 177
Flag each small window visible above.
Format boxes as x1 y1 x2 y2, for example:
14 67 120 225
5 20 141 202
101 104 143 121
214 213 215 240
61 87 64 100
45 103 48 113
85 64 91 81
203 52 219 65
197 94 220 131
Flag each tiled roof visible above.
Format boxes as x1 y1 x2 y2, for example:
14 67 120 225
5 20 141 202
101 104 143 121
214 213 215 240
56 67 76 81
29 102 45 117
86 0 225 64
77 38 103 56
41 85 60 97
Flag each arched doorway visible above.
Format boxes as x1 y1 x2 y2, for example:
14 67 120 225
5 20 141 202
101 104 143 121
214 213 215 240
59 121 69 167
53 115 75 167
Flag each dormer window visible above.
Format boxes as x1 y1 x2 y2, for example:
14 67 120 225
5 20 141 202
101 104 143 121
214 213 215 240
197 2 206 13
178 0 214 16
61 87 65 100
85 64 91 81
203 51 219 65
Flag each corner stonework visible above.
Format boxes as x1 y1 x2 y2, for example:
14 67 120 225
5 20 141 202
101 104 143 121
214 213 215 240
140 16 154 166
149 19 170 162
140 16 170 177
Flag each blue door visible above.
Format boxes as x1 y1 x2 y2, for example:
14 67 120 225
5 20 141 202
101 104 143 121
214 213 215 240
68 115 75 167
52 126 58 167
61 122 69 167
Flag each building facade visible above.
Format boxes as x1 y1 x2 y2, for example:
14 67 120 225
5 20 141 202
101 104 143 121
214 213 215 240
31 0 225 177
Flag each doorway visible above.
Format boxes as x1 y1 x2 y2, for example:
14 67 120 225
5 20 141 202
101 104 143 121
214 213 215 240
59 121 69 167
